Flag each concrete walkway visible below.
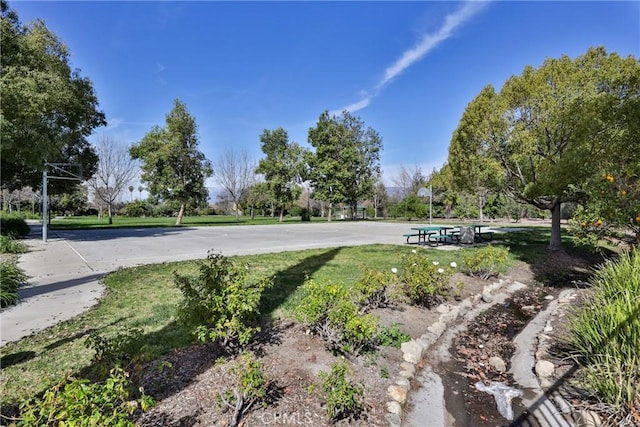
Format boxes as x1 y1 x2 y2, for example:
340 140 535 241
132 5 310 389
1 220 417 346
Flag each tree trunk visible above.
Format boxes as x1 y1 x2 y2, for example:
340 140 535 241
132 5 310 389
279 206 284 222
176 203 185 225
548 201 564 252
327 204 332 222
235 201 240 221
108 204 113 225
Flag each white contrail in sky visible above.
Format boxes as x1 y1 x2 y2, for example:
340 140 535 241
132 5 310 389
335 1 489 115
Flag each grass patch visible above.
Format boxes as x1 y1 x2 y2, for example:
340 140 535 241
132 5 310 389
566 250 640 418
0 257 27 308
0 235 28 254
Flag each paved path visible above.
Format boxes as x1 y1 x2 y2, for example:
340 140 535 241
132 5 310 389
1 220 416 346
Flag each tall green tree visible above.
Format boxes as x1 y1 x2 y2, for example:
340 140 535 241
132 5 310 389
256 128 306 222
0 1 105 190
448 47 639 251
307 111 382 221
130 99 213 225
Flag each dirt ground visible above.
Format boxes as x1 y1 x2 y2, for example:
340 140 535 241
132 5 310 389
135 249 599 427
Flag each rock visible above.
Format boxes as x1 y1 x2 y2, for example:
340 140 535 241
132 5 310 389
436 303 450 314
401 340 424 364
481 292 494 303
535 360 555 378
399 370 413 379
388 385 408 405
386 400 402 415
385 413 402 427
458 299 473 314
395 377 410 388
508 281 527 292
400 362 416 375
489 356 507 373
574 410 602 427
439 306 459 324
544 295 554 300
417 333 436 349
427 321 446 337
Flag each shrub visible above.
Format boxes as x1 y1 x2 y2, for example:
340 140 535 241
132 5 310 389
217 352 269 427
122 201 151 217
566 250 640 419
319 362 364 423
17 367 154 426
461 245 509 280
0 213 30 238
295 279 378 355
399 252 452 307
85 328 146 378
353 267 394 312
377 323 411 348
0 235 27 254
0 259 27 307
174 252 273 353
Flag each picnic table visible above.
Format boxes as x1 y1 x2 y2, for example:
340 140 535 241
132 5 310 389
406 226 456 246
467 224 494 242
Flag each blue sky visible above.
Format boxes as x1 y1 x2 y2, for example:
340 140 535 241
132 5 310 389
11 1 640 188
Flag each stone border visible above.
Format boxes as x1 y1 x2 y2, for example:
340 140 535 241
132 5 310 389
384 278 516 426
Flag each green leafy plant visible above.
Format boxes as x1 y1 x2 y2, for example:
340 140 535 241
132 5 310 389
319 362 364 423
0 235 27 254
174 251 273 353
399 252 452 307
85 328 146 378
0 259 26 307
461 246 509 280
566 250 640 419
18 367 154 426
0 213 30 238
217 352 269 427
295 278 378 355
353 266 394 312
377 323 411 348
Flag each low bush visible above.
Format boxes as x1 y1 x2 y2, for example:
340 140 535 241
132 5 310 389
17 367 154 426
377 323 411 348
567 250 640 421
0 259 27 307
0 235 27 254
174 252 273 353
85 328 148 378
353 267 395 312
217 352 269 427
0 213 30 238
399 252 452 307
319 362 364 424
295 279 379 355
460 245 509 280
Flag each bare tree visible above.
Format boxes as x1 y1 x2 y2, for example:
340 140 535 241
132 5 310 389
87 136 138 224
214 148 256 221
391 165 428 199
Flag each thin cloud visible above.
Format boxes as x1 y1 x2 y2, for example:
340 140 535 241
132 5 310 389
329 97 371 117
154 62 166 74
376 1 488 91
333 1 488 115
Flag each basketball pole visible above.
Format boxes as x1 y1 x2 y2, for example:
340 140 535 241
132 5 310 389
42 170 48 242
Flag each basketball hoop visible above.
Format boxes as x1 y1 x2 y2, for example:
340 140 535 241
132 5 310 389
42 162 84 242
